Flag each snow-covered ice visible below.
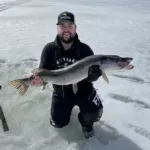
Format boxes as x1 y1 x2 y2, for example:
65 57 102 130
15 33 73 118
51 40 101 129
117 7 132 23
0 0 150 150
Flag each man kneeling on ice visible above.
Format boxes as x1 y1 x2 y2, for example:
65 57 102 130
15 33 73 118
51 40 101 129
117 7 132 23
30 11 103 138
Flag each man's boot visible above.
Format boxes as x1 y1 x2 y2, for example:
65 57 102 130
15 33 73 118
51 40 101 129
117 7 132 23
82 125 94 138
78 113 96 138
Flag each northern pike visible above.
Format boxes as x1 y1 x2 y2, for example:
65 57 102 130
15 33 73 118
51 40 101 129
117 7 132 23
8 54 134 96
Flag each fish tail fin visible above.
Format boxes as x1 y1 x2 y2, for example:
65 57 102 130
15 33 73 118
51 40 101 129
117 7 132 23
8 79 29 96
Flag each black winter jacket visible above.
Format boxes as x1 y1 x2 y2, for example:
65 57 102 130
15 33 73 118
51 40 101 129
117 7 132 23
39 34 96 97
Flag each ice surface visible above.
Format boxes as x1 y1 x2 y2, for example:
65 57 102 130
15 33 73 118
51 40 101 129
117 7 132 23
0 0 150 150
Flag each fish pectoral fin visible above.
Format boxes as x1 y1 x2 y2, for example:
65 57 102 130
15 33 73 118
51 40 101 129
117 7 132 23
72 84 78 94
42 81 48 91
102 72 109 84
8 79 29 96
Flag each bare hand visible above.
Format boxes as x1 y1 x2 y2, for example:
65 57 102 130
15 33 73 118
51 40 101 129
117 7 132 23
28 74 43 86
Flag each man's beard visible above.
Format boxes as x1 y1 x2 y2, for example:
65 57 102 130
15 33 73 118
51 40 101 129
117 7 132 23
58 33 75 44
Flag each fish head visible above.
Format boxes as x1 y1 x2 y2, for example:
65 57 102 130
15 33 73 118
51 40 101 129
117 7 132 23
117 57 134 70
100 55 134 73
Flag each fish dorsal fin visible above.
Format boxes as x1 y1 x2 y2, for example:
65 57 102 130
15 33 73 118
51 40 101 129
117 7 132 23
102 71 109 84
31 68 49 74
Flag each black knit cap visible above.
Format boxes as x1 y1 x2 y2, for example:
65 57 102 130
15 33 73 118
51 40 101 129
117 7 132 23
56 11 75 25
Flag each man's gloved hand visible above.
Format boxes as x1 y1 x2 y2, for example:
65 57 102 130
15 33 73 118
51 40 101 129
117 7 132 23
86 65 102 82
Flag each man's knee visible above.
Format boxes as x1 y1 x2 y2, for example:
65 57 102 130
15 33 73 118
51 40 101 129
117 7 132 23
94 107 103 122
50 91 74 128
78 107 103 126
50 115 70 128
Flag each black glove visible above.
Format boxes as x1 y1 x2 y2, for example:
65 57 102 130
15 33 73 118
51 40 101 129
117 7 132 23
86 65 102 82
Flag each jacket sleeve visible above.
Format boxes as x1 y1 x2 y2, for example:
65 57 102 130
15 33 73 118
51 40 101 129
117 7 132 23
80 43 101 82
39 43 54 70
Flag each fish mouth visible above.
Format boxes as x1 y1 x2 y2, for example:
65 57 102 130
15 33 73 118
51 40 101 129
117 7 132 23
118 57 134 70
